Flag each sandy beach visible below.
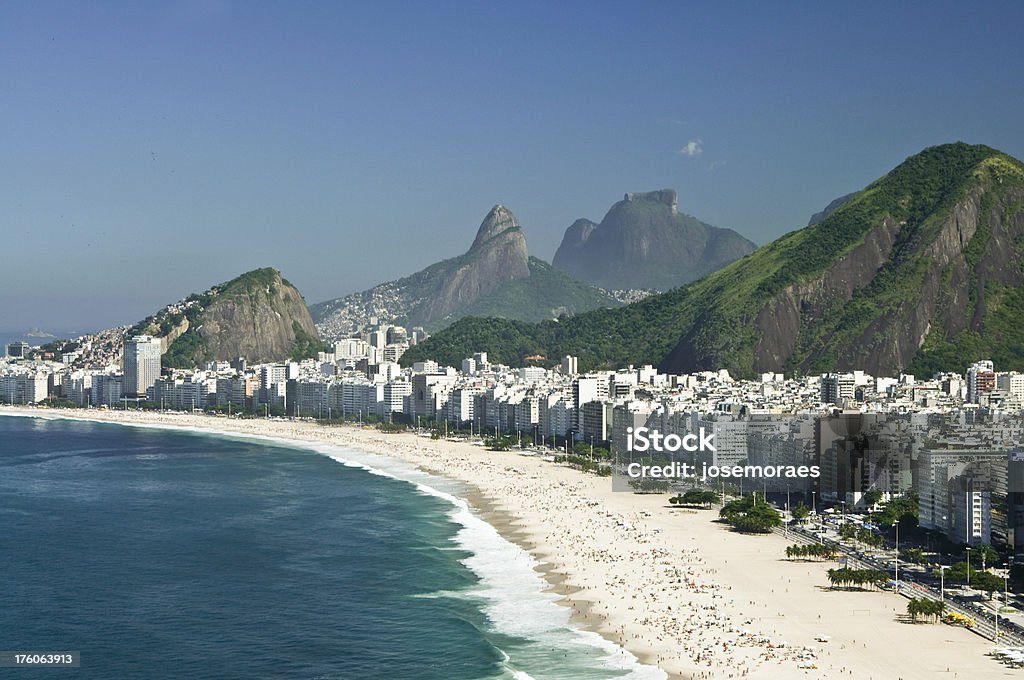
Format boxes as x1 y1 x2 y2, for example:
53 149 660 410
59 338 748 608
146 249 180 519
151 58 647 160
3 406 1005 680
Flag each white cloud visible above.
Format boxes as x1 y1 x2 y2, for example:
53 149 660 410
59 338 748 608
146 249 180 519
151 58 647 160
709 160 727 171
678 140 703 157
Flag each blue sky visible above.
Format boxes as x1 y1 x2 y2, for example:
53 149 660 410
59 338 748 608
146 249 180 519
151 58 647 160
3 1 1023 332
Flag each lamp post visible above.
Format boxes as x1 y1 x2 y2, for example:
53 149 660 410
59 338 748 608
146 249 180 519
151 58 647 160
940 565 948 603
966 548 972 587
894 520 899 591
785 484 791 538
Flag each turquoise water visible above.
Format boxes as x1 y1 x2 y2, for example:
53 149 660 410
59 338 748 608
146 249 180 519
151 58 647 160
0 414 662 679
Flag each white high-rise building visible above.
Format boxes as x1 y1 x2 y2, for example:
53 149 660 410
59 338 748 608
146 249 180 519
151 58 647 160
967 360 995 403
123 335 162 398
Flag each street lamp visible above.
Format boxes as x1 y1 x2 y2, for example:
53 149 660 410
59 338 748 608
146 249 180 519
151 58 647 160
785 484 791 538
894 519 900 590
966 547 972 587
939 565 948 603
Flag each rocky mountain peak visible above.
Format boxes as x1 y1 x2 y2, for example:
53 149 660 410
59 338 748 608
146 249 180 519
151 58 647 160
471 204 521 250
552 188 755 290
625 189 677 214
129 267 322 368
311 202 620 337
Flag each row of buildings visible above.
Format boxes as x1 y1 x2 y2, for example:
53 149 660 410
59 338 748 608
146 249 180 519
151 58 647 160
6 331 1024 551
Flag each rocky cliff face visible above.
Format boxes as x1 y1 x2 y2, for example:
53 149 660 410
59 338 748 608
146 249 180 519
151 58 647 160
132 268 321 367
418 205 530 322
552 189 756 290
659 143 1024 377
311 205 616 336
198 270 321 364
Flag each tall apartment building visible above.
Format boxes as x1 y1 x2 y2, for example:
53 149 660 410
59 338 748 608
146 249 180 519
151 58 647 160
92 374 124 406
1008 449 1024 555
967 360 996 403
572 376 608 433
5 341 29 358
123 335 162 398
996 372 1024 401
918 448 1006 546
383 380 412 418
0 373 48 404
260 364 288 404
820 373 856 405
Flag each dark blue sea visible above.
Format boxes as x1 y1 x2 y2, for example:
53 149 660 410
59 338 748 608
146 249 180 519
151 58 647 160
0 414 661 680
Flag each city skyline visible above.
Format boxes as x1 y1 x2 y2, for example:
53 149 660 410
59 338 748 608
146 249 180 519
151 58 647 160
3 1 1024 332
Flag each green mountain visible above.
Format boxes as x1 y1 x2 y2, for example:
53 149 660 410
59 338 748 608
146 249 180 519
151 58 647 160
129 268 323 368
310 205 619 337
403 143 1024 378
552 189 756 290
459 257 623 322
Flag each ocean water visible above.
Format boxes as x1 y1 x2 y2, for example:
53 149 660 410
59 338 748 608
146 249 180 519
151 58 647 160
0 414 663 680
0 331 77 355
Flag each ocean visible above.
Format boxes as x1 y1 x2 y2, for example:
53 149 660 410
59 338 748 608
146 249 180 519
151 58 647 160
1 331 77 356
0 414 663 680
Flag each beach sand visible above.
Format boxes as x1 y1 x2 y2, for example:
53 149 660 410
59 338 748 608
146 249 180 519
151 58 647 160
3 407 1003 679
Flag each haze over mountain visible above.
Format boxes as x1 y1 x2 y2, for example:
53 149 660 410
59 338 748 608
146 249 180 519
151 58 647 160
310 206 620 338
129 268 322 368
404 143 1024 378
552 189 757 291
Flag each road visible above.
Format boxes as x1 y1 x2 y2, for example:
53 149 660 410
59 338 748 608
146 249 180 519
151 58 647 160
777 522 1024 646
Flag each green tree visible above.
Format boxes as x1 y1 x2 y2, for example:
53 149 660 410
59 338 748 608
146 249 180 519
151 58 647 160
966 545 1000 568
862 489 883 508
720 496 781 533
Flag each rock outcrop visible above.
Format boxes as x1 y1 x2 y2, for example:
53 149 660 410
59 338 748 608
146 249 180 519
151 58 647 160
418 205 531 322
552 189 756 290
311 205 617 336
131 268 321 367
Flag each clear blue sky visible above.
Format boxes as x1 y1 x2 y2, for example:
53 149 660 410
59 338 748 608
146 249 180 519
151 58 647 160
3 0 1023 333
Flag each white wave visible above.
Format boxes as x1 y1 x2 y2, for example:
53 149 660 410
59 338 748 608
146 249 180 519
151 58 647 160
300 441 666 680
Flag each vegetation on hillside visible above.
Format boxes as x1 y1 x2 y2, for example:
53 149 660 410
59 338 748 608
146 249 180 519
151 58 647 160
289 320 328 361
454 257 621 323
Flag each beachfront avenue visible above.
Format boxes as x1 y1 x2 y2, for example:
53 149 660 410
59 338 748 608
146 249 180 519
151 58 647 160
626 426 716 453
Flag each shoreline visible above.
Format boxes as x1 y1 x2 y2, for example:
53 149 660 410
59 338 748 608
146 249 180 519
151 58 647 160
2 406 1000 679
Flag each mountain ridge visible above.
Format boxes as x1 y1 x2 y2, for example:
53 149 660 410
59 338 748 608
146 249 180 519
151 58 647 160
403 143 1024 378
311 205 620 337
